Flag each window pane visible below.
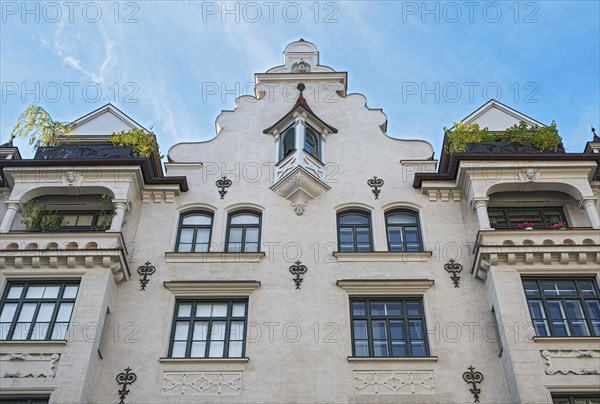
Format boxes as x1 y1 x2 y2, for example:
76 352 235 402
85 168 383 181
390 320 404 340
211 321 226 340
354 340 368 357
193 322 208 341
76 214 94 227
533 320 550 336
339 213 369 225
409 320 424 339
30 322 49 340
404 227 419 243
0 303 17 322
211 304 227 317
63 286 78 299
179 228 194 243
391 341 406 356
528 300 546 319
178 243 192 252
12 323 31 339
230 321 245 340
387 213 417 224
229 340 243 357
178 303 192 317
195 228 210 245
580 281 597 296
174 322 189 340
353 320 367 340
523 281 540 296
370 302 385 316
407 302 422 316
230 214 259 225
352 302 366 316
232 303 246 317
372 321 387 339
182 214 212 225
7 286 23 299
355 228 370 243
209 341 224 357
195 303 211 317
547 301 566 320
171 341 187 357
42 286 59 299
17 303 36 322
566 300 586 319
411 340 427 356
56 303 73 322
543 281 577 296
373 340 388 357
26 287 44 299
36 303 55 322
586 300 600 319
51 323 68 340
190 341 206 357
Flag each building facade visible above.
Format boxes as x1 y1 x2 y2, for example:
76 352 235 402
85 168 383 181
1 40 599 404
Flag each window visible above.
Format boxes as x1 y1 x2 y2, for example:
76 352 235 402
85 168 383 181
304 125 320 160
169 300 247 358
523 278 600 337
350 298 429 357
552 394 600 404
337 211 372 252
279 126 295 160
0 398 50 404
176 211 213 252
385 210 423 252
488 207 566 230
226 211 261 252
61 211 113 231
0 282 79 341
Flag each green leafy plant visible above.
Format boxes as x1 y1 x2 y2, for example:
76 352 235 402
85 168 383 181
109 128 163 158
446 120 562 153
9 103 74 149
21 201 65 232
96 194 116 230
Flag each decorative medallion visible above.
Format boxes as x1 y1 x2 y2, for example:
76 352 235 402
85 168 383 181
116 367 137 404
462 365 483 402
367 176 384 199
444 259 463 288
137 261 156 291
289 260 308 289
290 202 307 216
215 176 232 199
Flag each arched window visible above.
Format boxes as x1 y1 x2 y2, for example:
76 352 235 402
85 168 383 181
226 211 261 252
279 126 295 160
385 210 422 252
304 126 320 160
337 211 373 252
176 211 213 252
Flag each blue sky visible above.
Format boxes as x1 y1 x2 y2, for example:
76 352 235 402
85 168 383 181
1 1 599 159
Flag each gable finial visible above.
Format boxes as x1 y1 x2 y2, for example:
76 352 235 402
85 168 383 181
297 82 305 92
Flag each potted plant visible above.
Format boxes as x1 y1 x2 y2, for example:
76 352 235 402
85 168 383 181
550 221 570 230
21 201 64 232
518 221 535 230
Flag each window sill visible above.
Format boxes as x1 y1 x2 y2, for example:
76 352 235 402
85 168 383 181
347 356 438 363
159 357 249 364
165 252 265 263
0 340 67 346
532 336 600 343
333 251 432 262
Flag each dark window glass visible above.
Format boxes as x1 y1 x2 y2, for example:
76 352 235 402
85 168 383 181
176 212 213 252
304 126 320 160
226 212 261 252
488 207 567 230
350 298 429 357
385 210 423 252
169 300 247 358
523 278 600 337
0 282 79 341
279 126 295 160
337 211 372 252
59 211 113 231
551 394 600 404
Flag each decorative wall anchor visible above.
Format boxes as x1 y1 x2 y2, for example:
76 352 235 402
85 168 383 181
289 261 308 289
137 261 156 291
215 176 232 199
116 367 137 404
444 259 463 287
367 176 384 199
462 365 483 403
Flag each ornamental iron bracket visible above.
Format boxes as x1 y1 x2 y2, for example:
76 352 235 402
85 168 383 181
462 365 483 402
289 261 308 289
367 176 384 199
116 367 137 404
215 176 232 199
444 259 463 288
137 262 156 291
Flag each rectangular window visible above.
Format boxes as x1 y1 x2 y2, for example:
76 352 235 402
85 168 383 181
488 207 566 230
61 211 113 231
552 394 600 403
350 298 429 357
169 300 247 358
523 278 600 337
0 282 79 341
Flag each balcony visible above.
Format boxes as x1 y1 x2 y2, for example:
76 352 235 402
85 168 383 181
472 229 600 279
34 144 134 160
0 232 130 283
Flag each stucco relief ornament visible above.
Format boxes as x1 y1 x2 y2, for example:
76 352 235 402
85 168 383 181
521 167 537 182
290 202 307 215
215 176 232 199
65 170 77 185
296 59 307 73
367 176 384 199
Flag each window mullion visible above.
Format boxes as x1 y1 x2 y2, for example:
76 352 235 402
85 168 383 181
224 302 231 358
185 302 195 358
47 283 65 340
385 318 393 357
404 302 411 357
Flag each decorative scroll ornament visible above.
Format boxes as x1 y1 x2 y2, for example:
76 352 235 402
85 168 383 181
289 260 308 289
444 259 463 288
215 176 232 199
137 261 156 291
290 202 307 216
367 176 384 199
462 365 483 403
116 367 137 404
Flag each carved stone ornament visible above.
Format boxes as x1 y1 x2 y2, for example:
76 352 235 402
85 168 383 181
541 350 600 375
66 170 77 185
0 353 60 378
520 167 539 182
290 202 307 215
162 371 242 396
354 371 434 394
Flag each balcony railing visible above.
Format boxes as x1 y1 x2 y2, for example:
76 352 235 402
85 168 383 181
34 145 134 160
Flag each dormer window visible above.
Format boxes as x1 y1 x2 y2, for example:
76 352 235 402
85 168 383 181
280 126 296 160
304 126 320 160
